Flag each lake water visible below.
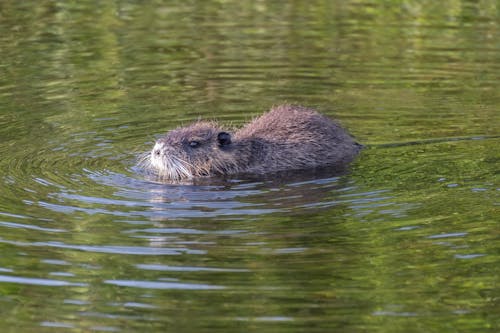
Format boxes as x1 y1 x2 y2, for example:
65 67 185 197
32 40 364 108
0 1 499 332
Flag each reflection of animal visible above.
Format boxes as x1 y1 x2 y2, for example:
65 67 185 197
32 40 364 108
143 105 362 180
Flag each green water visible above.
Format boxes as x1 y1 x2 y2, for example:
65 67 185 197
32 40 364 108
0 1 499 332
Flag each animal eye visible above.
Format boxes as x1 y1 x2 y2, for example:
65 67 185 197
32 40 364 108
189 141 200 148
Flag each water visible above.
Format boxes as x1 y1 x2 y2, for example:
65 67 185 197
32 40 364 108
0 1 499 332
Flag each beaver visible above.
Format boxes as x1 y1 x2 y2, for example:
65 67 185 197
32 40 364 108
142 105 361 180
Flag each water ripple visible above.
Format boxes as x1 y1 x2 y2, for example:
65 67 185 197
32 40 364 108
105 279 224 290
0 274 86 287
136 264 249 273
0 221 66 233
0 238 205 255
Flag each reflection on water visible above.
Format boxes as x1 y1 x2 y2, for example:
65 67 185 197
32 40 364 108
0 1 499 332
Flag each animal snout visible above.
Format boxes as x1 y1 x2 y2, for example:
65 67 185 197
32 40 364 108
152 142 166 157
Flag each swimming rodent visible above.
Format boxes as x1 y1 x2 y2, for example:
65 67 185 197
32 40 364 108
142 105 362 180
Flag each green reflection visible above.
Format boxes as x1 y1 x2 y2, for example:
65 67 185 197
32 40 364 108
0 1 499 332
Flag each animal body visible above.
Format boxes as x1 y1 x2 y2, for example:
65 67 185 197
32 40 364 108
144 105 361 180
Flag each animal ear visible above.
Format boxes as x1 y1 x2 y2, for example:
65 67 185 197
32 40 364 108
217 132 231 147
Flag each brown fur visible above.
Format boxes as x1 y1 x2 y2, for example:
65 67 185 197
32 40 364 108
145 105 361 180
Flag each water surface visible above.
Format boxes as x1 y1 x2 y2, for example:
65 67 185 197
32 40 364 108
0 1 499 332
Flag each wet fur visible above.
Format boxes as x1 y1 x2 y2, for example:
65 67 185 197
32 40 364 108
145 105 361 180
